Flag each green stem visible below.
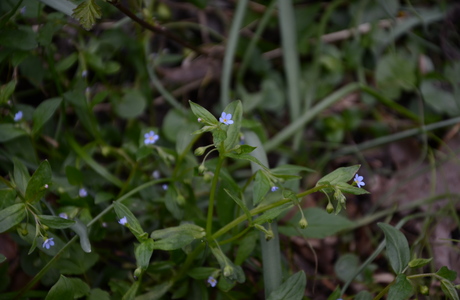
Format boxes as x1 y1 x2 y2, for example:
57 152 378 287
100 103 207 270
206 157 225 236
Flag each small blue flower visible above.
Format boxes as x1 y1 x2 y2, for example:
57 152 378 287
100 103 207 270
79 188 88 197
118 216 128 225
20 6 26 15
354 174 365 188
82 70 88 78
59 213 68 219
14 111 23 122
42 238 55 249
207 276 217 287
144 131 159 145
162 184 168 191
219 112 234 125
271 186 279 192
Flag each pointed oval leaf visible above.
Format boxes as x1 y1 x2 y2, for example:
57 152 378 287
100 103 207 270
32 97 62 135
70 218 91 253
222 100 243 151
0 124 27 142
0 203 26 233
189 100 218 125
267 271 306 300
25 160 52 204
378 223 410 274
135 239 154 271
408 257 432 269
440 279 460 300
38 215 76 229
388 274 413 300
114 201 145 241
317 165 360 186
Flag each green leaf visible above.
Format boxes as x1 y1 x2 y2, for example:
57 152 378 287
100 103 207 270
45 275 90 300
234 144 257 154
388 274 413 300
0 253 6 263
334 253 361 282
150 223 206 251
58 245 99 275
378 223 410 274
0 27 37 50
121 279 140 300
222 100 243 151
316 165 360 187
235 231 258 265
38 215 75 229
267 271 306 300
375 53 416 100
440 279 460 300
253 170 271 205
13 157 30 195
187 267 218 280
336 182 369 195
25 160 52 204
188 101 218 125
278 207 355 238
355 290 373 300
65 166 83 186
0 80 16 105
210 246 245 283
71 0 102 31
115 90 147 119
224 189 251 225
70 218 91 253
114 201 146 242
421 80 460 117
135 239 154 271
253 203 293 225
212 127 227 146
436 266 457 281
0 189 17 210
225 153 269 172
88 288 111 300
271 164 315 175
408 257 432 268
0 124 27 142
32 98 62 135
0 203 26 233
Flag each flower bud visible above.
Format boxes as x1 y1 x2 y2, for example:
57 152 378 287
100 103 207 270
177 194 185 205
203 172 214 182
420 285 429 295
298 217 308 229
326 202 334 214
265 230 274 241
194 147 207 156
198 164 206 174
223 265 233 277
134 267 142 280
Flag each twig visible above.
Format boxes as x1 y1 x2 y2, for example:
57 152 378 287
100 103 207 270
106 0 212 57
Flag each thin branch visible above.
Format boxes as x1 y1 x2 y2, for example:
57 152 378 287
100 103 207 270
107 0 212 58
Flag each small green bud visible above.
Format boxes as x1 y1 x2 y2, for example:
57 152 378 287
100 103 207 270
223 265 233 277
326 202 334 214
198 164 206 174
101 146 110 157
134 267 142 280
298 217 308 229
420 285 429 295
203 172 214 182
42 225 49 231
177 194 185 205
21 228 28 236
194 147 207 156
265 230 274 241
